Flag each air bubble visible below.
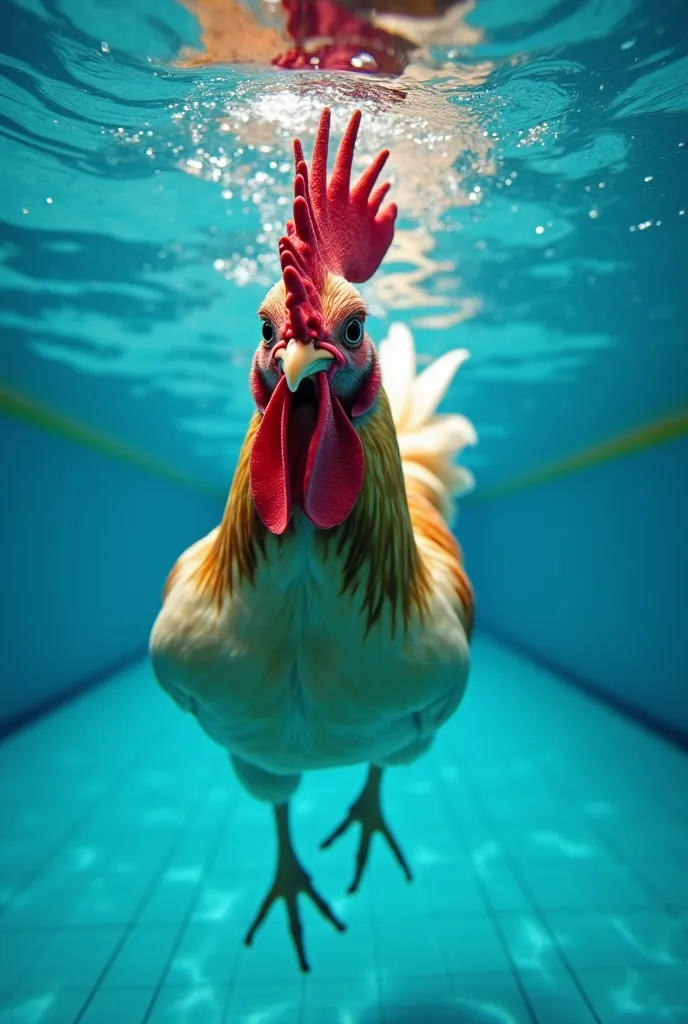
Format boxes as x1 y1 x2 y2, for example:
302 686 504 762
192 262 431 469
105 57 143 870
351 53 377 71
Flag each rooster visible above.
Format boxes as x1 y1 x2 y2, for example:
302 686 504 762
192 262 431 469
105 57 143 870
149 107 476 972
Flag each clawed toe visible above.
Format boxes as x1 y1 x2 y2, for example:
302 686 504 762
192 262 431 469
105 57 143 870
321 767 413 893
245 802 346 973
245 861 346 972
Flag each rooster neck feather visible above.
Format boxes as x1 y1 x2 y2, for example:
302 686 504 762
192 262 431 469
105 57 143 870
321 389 429 634
192 392 428 632
192 413 266 604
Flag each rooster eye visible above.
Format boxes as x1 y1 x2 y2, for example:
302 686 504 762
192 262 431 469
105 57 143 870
343 317 364 346
261 320 274 346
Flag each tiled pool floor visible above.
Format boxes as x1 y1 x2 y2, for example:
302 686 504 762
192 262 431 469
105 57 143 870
1 635 686 1023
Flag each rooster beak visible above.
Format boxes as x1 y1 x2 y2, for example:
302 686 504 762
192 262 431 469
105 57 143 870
276 340 334 393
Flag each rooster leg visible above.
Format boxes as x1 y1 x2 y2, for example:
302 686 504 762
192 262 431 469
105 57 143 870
244 801 347 972
320 764 413 893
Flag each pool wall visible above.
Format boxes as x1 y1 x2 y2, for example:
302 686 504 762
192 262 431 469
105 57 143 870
459 434 688 745
3 406 685 747
1 413 222 734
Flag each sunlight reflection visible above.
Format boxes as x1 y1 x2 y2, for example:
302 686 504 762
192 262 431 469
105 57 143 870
610 968 685 1019
174 984 218 1018
293 797 315 817
245 1005 294 1024
530 831 596 859
71 846 98 872
374 228 482 329
2 995 54 1023
472 841 502 875
194 887 239 921
151 60 495 314
171 956 222 1023
509 918 558 979
166 866 203 884
610 916 680 966
614 970 650 1015
414 846 448 866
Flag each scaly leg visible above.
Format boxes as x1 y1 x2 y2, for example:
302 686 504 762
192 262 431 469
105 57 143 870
244 800 346 972
320 765 413 893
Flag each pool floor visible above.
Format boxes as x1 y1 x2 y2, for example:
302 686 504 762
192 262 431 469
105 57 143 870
1 635 686 1023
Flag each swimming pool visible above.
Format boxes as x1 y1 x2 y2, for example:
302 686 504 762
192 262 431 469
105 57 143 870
1 0 686 1020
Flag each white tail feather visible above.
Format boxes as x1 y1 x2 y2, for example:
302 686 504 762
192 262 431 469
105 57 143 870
404 349 471 432
378 322 477 519
377 322 416 428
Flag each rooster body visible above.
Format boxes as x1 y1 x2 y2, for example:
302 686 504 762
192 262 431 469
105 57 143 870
152 335 473 785
149 110 475 971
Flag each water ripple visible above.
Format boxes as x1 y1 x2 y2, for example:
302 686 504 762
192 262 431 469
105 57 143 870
1 0 686 491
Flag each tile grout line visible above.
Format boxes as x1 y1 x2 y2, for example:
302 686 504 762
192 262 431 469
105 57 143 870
452 760 605 1024
141 817 230 1023
431 755 541 1024
0 727 183 1007
0 725 170 919
71 784 219 1024
542 761 686 920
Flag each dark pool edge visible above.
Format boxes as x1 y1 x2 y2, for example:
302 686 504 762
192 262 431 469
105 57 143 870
480 625 688 755
0 646 149 742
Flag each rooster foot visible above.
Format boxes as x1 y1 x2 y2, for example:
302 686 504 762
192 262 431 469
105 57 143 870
244 802 346 972
320 765 413 893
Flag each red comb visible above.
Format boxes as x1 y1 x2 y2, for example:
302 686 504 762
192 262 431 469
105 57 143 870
278 107 397 342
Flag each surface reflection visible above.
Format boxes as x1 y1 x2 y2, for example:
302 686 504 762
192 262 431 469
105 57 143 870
176 0 480 77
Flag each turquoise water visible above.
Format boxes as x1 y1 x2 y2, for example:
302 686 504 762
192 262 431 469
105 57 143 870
2 0 687 1021
2 0 686 489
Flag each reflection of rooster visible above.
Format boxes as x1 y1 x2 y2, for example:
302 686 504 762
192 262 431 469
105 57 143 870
177 0 479 74
149 108 476 971
174 0 493 323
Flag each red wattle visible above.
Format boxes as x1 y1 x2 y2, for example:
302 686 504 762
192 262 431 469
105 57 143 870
249 376 292 535
303 374 364 531
250 373 365 535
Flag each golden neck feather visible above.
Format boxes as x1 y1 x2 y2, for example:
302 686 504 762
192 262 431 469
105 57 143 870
321 389 428 634
193 412 266 606
194 390 428 632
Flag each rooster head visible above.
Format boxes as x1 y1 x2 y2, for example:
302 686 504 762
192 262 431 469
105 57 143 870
249 107 397 536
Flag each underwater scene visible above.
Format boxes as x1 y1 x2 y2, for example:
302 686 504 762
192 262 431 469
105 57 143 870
1 0 687 1021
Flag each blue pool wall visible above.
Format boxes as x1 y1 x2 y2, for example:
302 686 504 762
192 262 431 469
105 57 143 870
1 413 223 734
459 434 688 744
2 405 685 747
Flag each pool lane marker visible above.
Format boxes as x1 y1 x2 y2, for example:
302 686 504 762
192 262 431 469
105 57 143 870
0 384 226 500
465 405 688 502
2 383 686 503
